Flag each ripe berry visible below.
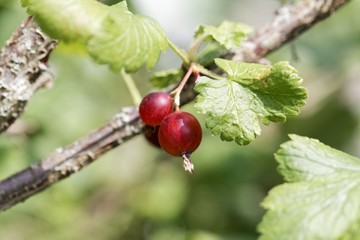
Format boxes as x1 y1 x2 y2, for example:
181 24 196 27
139 92 173 126
143 125 161 148
158 111 202 156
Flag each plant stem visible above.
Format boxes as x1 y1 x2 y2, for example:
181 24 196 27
188 34 206 61
195 63 223 80
170 63 195 110
170 62 222 111
167 39 190 65
120 69 142 106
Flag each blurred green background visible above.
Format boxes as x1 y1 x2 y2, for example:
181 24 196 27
0 0 359 239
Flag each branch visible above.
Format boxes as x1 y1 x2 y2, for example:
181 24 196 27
0 17 57 133
0 0 350 211
0 107 141 211
229 0 350 62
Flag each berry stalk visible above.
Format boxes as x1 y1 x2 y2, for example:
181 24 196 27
170 62 197 110
167 39 190 65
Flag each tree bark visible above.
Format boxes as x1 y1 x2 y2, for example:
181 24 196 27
0 0 351 211
0 17 57 133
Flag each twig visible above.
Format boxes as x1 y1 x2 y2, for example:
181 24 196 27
0 0 350 211
0 17 57 133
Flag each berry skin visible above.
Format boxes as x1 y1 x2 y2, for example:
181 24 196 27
139 92 173 126
158 111 202 157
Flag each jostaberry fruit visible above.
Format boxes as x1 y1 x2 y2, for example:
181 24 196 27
158 111 202 157
139 92 173 126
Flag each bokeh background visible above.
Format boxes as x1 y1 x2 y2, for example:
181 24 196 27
0 0 359 239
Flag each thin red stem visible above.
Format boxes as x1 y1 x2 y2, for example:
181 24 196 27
170 62 196 111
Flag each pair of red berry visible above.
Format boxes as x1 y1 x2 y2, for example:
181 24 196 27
139 92 202 172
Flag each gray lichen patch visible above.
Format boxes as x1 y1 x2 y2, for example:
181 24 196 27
0 17 57 133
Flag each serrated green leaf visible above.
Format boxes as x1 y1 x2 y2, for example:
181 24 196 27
259 135 360 240
195 21 253 49
276 134 360 182
195 76 264 145
22 0 168 72
215 58 272 82
87 2 168 72
149 69 183 89
194 59 307 145
216 59 307 122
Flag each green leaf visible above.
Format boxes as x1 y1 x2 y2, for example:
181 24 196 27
22 0 168 72
215 59 307 122
194 76 263 145
21 0 107 41
194 59 307 145
259 135 360 240
196 42 225 67
276 134 360 182
87 2 168 72
195 21 253 49
149 69 183 89
56 42 88 56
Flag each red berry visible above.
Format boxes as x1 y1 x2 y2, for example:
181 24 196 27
143 125 161 148
139 92 173 126
158 111 202 157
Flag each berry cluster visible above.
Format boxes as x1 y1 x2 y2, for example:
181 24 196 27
139 92 202 173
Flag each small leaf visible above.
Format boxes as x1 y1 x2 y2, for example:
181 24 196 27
149 69 183 89
194 59 307 145
87 2 168 72
195 21 253 49
194 76 263 145
216 59 307 122
259 135 360 240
